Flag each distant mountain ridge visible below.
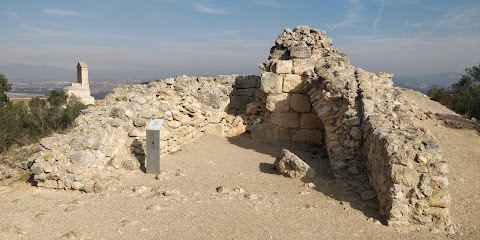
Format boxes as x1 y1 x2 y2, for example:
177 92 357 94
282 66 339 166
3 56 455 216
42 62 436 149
0 63 161 83
0 63 75 82
393 72 462 94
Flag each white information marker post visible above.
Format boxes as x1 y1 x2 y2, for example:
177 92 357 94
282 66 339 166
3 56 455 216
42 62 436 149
146 118 165 174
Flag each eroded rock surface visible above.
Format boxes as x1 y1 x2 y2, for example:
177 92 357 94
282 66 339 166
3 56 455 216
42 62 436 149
274 149 315 179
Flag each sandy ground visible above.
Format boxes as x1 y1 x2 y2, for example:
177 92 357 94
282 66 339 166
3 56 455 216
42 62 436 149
0 89 479 240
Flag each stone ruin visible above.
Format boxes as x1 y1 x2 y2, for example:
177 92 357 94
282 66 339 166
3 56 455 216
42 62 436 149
250 26 450 226
23 26 449 227
64 62 95 105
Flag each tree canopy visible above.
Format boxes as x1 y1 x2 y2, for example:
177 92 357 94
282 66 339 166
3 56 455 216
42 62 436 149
0 73 12 105
0 73 87 153
428 63 480 120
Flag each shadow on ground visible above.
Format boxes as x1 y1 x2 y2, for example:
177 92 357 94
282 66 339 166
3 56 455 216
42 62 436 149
131 139 147 173
434 113 480 134
227 133 385 224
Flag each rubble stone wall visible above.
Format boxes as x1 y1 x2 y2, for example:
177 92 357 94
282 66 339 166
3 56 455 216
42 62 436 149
251 25 450 226
361 85 450 226
28 75 248 192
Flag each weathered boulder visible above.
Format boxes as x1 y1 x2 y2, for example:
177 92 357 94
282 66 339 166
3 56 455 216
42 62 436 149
274 149 315 179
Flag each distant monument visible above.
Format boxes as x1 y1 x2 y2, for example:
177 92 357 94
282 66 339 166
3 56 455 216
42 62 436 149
64 62 94 105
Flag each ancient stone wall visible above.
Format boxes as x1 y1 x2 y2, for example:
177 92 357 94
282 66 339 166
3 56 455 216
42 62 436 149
251 25 450 226
28 75 247 192
227 75 260 116
360 80 450 226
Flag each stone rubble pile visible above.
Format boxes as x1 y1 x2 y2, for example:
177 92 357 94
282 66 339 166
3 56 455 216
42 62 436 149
250 25 450 226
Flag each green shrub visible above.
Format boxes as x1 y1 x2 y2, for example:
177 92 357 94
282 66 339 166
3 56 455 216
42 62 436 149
428 63 480 120
0 73 87 153
0 73 11 106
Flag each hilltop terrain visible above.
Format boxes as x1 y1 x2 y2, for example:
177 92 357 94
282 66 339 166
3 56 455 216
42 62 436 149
0 88 479 239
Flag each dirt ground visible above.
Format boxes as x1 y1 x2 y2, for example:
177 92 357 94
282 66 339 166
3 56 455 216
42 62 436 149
0 88 479 240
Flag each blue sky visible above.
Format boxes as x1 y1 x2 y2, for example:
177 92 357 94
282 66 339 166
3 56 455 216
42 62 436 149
1 0 479 79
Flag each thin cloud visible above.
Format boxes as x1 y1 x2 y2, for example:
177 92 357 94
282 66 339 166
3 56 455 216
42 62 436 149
325 23 334 32
333 0 363 28
192 2 228 14
43 8 86 17
373 0 384 33
417 7 480 37
251 0 280 8
336 34 480 76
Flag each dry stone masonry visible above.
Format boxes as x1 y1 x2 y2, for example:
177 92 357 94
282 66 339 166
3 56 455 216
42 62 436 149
28 75 251 193
24 26 450 227
250 25 450 226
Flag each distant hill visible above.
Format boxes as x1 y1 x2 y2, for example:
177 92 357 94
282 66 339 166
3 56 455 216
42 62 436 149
0 63 75 83
393 72 462 94
0 63 165 83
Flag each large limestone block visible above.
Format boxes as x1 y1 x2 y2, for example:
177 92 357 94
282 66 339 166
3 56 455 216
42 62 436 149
290 94 312 113
274 149 315 179
282 74 303 93
292 58 315 75
265 93 290 112
272 60 293 74
300 114 323 129
278 128 291 141
290 43 312 59
292 129 322 143
271 113 299 128
234 75 261 89
251 123 278 143
260 72 283 94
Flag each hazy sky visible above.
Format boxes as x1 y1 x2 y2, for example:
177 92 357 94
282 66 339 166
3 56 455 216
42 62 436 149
1 0 479 78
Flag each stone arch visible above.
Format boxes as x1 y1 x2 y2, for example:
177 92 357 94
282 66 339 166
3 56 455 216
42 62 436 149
250 25 450 226
252 26 366 178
